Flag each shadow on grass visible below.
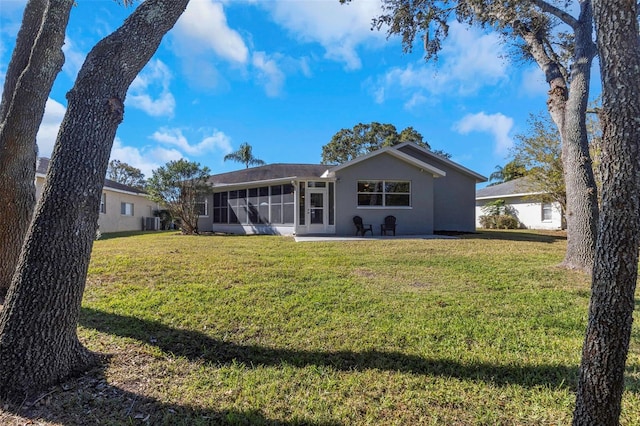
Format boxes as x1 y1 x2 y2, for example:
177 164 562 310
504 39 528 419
452 230 567 244
81 307 579 391
2 359 339 425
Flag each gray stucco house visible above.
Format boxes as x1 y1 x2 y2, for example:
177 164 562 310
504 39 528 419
197 142 487 236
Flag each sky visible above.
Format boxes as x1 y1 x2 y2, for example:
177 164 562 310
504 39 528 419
0 0 601 187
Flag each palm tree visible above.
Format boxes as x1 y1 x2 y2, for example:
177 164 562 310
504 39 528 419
224 142 266 169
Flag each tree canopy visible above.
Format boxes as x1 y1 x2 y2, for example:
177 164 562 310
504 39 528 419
321 122 430 164
106 159 146 189
224 142 265 169
146 159 210 235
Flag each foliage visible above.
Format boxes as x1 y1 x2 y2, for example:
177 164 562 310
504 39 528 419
146 159 210 234
479 199 520 229
321 122 431 164
106 159 146 189
224 142 265 169
4 231 638 425
488 160 528 186
479 214 520 229
512 113 565 213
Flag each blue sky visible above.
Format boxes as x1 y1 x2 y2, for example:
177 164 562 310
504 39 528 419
0 0 599 186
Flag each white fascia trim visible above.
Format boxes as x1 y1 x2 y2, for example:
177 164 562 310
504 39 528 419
211 176 333 191
476 192 546 201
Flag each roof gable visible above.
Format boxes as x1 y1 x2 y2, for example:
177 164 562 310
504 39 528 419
395 142 487 182
324 143 447 178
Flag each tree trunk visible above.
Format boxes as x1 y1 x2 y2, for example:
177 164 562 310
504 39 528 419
0 0 74 298
517 1 599 272
550 0 599 272
0 0 190 400
573 1 640 424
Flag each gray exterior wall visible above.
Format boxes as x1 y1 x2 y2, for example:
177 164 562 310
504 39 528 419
399 146 478 232
334 152 435 235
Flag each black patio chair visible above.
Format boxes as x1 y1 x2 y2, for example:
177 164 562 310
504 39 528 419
353 216 373 236
381 215 396 236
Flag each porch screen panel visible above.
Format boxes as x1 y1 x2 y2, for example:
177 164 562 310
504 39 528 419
259 186 269 223
228 190 239 223
299 182 305 225
248 188 259 224
283 184 295 224
270 185 283 224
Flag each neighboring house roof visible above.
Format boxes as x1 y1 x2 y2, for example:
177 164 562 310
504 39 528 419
36 157 147 195
476 176 544 200
207 163 330 187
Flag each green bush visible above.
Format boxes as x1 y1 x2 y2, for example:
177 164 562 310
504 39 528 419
479 214 520 229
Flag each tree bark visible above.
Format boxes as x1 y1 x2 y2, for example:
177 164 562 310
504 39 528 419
0 0 190 400
0 0 74 298
573 1 640 424
557 0 599 272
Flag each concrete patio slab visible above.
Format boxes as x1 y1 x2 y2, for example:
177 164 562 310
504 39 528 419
293 234 458 242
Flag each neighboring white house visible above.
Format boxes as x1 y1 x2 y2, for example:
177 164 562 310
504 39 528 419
475 177 563 230
36 158 158 233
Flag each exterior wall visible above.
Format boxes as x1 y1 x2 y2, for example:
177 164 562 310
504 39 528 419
35 176 155 233
399 148 479 232
475 196 563 230
334 152 434 235
99 190 156 233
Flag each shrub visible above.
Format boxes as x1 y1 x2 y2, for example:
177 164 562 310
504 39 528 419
479 214 520 229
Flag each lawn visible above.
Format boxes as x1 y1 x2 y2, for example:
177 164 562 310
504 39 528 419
3 230 640 425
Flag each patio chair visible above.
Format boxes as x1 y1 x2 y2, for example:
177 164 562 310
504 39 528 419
353 216 373 236
380 215 396 236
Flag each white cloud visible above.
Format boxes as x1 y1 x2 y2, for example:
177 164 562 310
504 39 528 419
110 138 183 177
170 0 248 89
150 127 233 156
61 37 86 80
454 112 515 155
252 51 286 97
127 59 175 117
368 21 509 107
520 66 548 97
36 98 66 157
174 0 248 63
262 1 384 70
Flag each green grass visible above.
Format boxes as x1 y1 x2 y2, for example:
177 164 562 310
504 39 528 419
6 230 640 425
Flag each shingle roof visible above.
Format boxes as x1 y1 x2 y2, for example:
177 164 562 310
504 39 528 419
36 157 146 194
476 176 540 199
207 163 329 186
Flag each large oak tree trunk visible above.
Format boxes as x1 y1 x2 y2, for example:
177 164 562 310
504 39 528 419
0 0 74 297
573 0 640 424
0 0 190 400
547 1 599 272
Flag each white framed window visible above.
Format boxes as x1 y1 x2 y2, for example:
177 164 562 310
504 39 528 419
121 202 134 216
541 203 553 222
195 197 208 216
100 193 106 214
357 180 411 207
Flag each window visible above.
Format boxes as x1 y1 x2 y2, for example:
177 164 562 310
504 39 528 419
195 197 208 216
100 193 106 214
542 203 553 222
357 180 410 207
121 202 134 216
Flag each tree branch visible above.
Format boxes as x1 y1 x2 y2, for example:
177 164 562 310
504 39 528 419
529 0 579 28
